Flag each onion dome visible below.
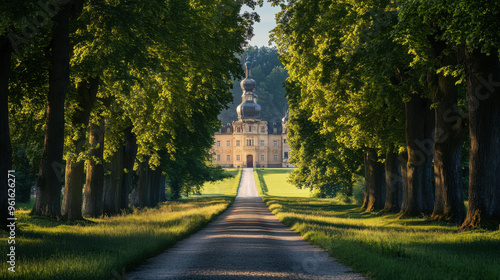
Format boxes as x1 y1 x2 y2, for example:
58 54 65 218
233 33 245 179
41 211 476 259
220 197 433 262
237 99 262 119
236 57 262 120
240 61 256 92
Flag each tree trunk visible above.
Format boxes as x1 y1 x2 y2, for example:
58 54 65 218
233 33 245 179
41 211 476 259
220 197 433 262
148 167 162 207
384 151 401 212
402 94 434 217
459 47 500 231
103 145 124 216
422 106 435 214
400 152 408 213
61 78 99 220
427 62 466 223
159 174 167 202
0 36 13 229
31 3 71 217
170 178 181 200
131 160 149 208
120 128 137 209
82 118 105 217
362 149 385 212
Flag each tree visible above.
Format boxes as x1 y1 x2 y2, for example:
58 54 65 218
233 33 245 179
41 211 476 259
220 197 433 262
1 0 43 229
272 0 407 205
61 78 99 220
396 0 500 230
31 1 73 218
0 35 13 229
396 1 466 222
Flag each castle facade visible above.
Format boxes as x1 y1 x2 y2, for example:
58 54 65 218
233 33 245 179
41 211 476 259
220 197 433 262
212 60 292 168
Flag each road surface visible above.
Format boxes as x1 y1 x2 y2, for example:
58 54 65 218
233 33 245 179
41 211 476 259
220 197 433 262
126 168 365 279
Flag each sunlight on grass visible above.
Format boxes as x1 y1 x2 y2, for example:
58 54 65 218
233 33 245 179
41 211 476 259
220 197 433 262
198 168 240 197
0 169 242 280
258 170 500 280
254 168 311 197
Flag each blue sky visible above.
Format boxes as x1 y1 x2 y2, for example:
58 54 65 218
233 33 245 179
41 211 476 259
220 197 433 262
242 2 281 47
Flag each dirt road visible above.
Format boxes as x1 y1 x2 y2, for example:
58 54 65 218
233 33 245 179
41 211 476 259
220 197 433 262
126 168 365 279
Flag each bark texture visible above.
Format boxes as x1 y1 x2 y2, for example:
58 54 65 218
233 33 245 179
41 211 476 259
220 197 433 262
147 167 162 207
459 47 500 231
401 94 434 217
427 62 465 223
61 78 99 220
0 36 13 229
120 128 137 209
31 4 72 217
362 149 385 212
384 151 402 212
82 118 105 217
400 152 409 213
103 145 124 215
131 160 149 208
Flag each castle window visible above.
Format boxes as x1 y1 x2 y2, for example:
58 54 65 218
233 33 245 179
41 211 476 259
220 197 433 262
249 126 252 132
261 126 265 133
226 141 230 147
273 155 278 161
284 152 289 159
246 139 254 146
236 140 241 146
236 155 240 161
227 155 231 161
273 140 278 147
237 127 241 132
260 155 265 161
284 139 286 144
260 140 265 146
217 141 221 147
217 155 221 161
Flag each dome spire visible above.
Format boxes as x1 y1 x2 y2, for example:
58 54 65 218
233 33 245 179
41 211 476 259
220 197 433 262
237 55 261 120
245 56 251 78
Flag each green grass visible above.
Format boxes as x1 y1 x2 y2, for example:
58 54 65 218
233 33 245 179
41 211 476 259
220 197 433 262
1 169 242 280
194 168 241 197
258 170 500 280
254 168 311 197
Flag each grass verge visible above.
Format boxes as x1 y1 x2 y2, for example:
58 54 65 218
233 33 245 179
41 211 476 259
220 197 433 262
258 170 500 280
1 169 241 280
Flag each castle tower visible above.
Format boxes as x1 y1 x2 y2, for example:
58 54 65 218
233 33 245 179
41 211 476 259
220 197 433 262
236 59 261 120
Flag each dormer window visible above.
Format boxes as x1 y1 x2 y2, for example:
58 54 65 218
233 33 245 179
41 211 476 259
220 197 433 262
237 127 241 133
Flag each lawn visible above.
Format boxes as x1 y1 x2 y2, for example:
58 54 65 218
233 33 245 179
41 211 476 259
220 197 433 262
1 169 241 280
193 168 241 197
254 168 312 197
257 169 500 280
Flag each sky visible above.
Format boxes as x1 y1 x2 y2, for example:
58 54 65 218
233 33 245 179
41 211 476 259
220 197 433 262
242 2 281 47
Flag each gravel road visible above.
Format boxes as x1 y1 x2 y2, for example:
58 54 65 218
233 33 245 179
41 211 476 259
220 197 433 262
125 168 365 280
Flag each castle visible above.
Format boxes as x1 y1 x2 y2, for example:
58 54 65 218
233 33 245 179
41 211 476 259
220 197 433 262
212 59 292 168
